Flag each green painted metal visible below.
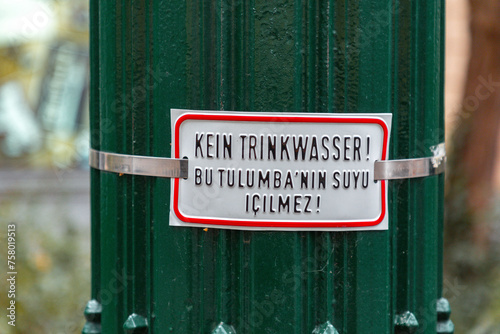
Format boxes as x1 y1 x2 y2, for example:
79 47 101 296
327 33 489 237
436 298 454 334
86 0 450 333
212 322 237 334
312 321 340 334
82 299 102 334
123 313 149 333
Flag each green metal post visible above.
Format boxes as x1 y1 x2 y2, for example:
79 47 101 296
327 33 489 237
85 1 451 333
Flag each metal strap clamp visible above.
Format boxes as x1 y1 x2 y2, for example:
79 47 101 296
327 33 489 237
374 143 446 180
89 142 445 181
89 148 188 179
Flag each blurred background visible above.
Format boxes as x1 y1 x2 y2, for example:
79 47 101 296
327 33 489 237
0 0 498 333
0 0 90 333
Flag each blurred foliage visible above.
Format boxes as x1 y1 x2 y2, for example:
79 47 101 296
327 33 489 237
443 1 500 332
445 117 500 333
0 203 89 334
0 0 89 167
445 110 500 333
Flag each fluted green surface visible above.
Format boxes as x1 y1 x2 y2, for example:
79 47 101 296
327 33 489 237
88 1 447 333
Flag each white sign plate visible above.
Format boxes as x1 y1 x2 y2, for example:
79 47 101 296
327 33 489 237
170 109 392 231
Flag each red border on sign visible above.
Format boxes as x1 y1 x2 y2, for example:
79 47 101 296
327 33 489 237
173 113 389 228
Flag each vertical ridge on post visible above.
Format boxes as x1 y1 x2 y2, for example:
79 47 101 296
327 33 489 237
415 1 444 331
393 0 411 322
127 0 153 327
355 0 394 331
152 0 189 332
98 1 122 332
436 2 452 331
86 0 102 332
